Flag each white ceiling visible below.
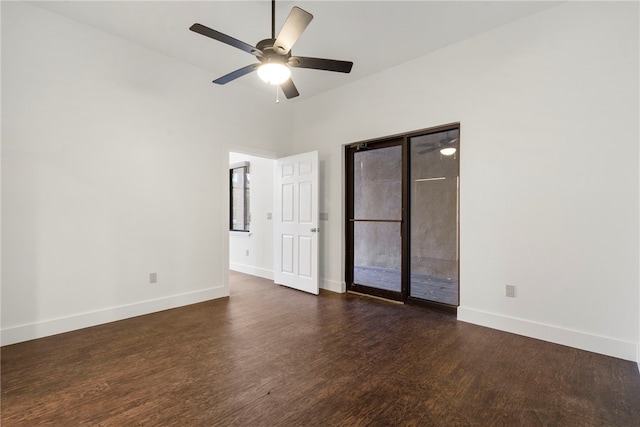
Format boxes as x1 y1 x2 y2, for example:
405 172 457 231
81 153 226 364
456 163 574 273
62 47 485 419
31 1 562 101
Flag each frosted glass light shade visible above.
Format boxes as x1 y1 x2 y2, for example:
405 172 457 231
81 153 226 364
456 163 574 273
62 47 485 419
257 63 291 85
440 147 457 156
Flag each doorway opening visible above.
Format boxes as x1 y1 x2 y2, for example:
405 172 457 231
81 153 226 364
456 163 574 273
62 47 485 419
345 123 460 312
227 150 319 296
228 151 276 280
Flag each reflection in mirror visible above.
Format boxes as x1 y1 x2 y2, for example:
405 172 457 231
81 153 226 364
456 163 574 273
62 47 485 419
409 128 459 305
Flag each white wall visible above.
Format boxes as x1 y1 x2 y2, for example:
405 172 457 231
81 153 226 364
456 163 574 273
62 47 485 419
292 2 640 361
229 152 275 279
0 2 288 344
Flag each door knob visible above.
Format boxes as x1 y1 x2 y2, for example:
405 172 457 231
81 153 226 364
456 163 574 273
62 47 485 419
311 227 319 233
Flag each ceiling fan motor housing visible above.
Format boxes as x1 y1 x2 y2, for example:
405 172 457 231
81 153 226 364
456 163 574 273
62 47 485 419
256 38 291 65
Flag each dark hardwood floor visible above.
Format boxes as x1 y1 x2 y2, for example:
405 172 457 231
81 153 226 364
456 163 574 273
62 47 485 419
2 271 639 426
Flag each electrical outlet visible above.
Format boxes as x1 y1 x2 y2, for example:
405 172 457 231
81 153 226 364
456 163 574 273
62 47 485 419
245 249 249 256
150 273 157 284
505 284 516 297
266 212 272 220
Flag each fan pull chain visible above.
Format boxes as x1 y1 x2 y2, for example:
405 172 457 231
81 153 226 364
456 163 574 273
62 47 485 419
276 85 280 104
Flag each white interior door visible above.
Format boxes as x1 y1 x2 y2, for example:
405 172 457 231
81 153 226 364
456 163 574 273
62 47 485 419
274 151 319 295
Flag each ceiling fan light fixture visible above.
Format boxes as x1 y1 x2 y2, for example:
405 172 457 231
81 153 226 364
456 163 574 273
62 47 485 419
440 147 457 156
258 63 291 85
190 0 352 99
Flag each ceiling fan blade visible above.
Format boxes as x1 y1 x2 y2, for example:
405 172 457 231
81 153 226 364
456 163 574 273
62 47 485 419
421 146 440 153
213 64 260 85
288 56 353 73
416 146 440 154
280 78 300 99
190 23 262 57
273 7 313 55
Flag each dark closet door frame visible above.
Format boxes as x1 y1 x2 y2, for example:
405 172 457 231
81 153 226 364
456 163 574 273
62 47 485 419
345 122 460 314
345 137 408 302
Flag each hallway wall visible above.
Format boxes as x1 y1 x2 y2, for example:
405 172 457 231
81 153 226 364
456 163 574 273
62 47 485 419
228 153 275 279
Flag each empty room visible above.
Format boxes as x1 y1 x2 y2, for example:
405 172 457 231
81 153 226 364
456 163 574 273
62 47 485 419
2 1 639 425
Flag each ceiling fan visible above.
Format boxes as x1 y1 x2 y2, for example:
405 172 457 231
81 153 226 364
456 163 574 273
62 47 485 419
189 0 353 100
415 132 459 156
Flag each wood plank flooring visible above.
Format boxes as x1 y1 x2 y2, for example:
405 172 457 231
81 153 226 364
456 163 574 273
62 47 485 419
2 271 639 426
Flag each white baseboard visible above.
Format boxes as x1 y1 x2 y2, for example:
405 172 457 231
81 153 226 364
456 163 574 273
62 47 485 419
458 306 638 362
1 287 228 346
321 278 346 293
229 263 274 280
